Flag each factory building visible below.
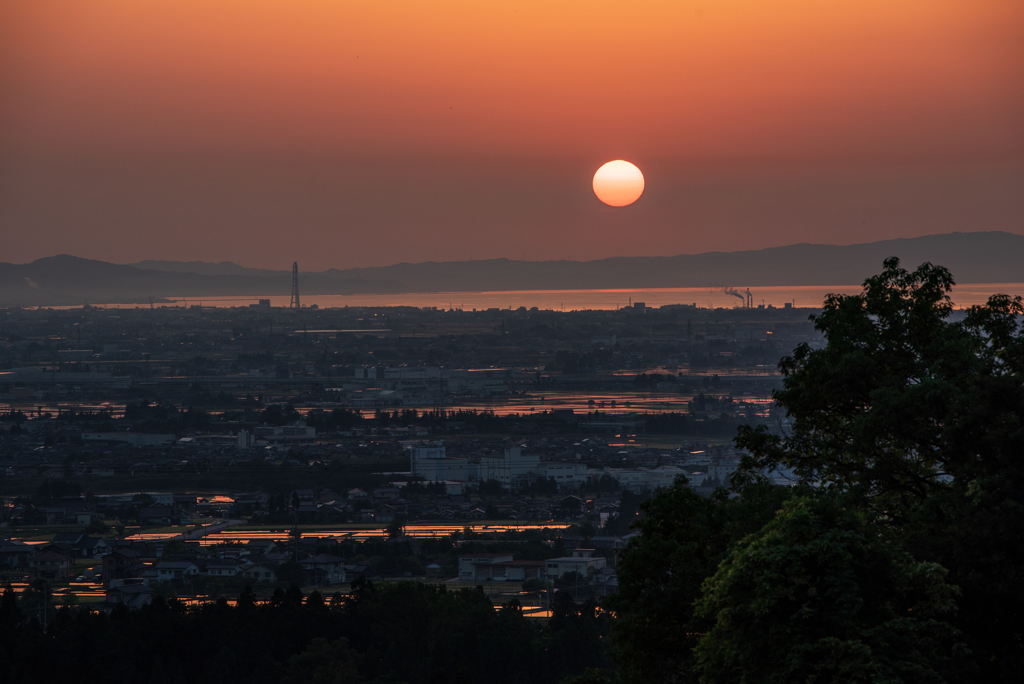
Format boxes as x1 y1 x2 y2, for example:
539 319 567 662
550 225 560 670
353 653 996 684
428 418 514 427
410 444 470 482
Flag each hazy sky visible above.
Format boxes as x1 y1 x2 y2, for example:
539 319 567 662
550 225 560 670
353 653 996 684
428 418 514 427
2 0 1022 270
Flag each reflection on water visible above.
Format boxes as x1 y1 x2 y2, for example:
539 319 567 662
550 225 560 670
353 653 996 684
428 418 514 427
2 385 777 421
7 580 107 601
0 402 125 418
440 389 775 417
141 283 1024 311
125 522 572 544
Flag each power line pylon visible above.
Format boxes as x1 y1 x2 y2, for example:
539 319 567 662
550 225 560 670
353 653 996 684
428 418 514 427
290 262 301 308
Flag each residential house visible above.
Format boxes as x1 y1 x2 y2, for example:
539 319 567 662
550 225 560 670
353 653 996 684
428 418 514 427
205 559 245 578
318 489 343 504
347 488 370 502
103 549 145 582
344 564 375 581
79 536 112 559
0 540 34 568
154 560 199 584
52 532 84 555
240 562 279 583
302 554 347 585
372 487 401 501
458 553 513 581
105 583 154 610
295 502 319 517
591 567 619 597
75 511 99 525
29 551 71 582
545 549 607 579
245 539 277 556
374 504 399 523
139 505 173 525
555 496 584 518
41 506 69 525
292 489 316 505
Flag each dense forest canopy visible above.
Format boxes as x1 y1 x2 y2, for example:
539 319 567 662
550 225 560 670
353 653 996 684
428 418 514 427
0 580 609 684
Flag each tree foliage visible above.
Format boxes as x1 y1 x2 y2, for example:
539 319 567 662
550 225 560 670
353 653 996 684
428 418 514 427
732 258 1024 677
614 260 1024 683
694 495 964 684
736 258 1024 511
0 581 608 684
607 480 791 683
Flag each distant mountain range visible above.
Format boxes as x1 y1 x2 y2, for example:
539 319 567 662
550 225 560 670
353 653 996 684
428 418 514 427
319 231 1024 292
1 231 1021 307
0 256 404 308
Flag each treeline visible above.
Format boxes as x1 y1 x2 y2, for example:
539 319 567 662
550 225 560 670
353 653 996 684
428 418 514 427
0 581 610 684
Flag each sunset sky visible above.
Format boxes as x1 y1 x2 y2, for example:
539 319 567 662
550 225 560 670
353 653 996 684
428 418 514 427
2 0 1022 270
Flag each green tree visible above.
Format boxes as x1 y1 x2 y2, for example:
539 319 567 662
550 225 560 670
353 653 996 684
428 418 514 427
735 258 1023 510
19 579 53 627
0 584 24 628
521 578 546 592
84 519 109 535
278 561 308 587
386 517 405 539
558 669 610 684
237 585 257 610
161 539 186 557
283 636 362 684
694 495 964 684
133 492 156 507
734 259 1024 677
607 479 790 684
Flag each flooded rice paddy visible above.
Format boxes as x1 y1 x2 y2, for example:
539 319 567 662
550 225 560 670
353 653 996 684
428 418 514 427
126 522 572 544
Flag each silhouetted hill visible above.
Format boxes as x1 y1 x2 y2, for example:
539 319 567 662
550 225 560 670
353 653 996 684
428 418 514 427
325 231 1024 291
2 232 1021 307
128 260 285 277
0 255 403 307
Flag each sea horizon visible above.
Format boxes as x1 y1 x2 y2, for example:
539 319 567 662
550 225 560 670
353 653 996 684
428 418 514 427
58 282 1024 311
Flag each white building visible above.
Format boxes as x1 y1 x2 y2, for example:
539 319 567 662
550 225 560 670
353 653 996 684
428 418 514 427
477 447 541 486
544 462 589 485
82 432 175 446
411 444 470 482
354 366 378 379
598 465 687 490
458 553 513 581
238 430 254 448
153 561 199 583
385 366 441 380
545 549 606 578
413 443 590 491
252 425 317 445
446 368 514 396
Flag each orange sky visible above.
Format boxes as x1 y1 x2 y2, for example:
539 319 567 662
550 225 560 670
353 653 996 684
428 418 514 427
2 0 1022 269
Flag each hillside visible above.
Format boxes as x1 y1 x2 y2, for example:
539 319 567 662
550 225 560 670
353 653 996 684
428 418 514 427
2 231 1021 307
0 256 402 307
322 232 1024 291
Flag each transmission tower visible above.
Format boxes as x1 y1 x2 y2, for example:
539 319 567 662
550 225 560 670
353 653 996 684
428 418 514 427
290 262 301 308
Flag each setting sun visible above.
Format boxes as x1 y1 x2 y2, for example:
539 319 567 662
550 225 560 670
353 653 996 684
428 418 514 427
593 160 645 207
